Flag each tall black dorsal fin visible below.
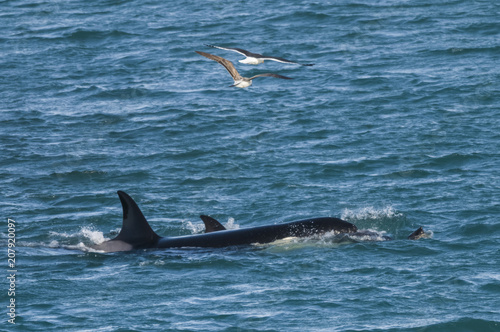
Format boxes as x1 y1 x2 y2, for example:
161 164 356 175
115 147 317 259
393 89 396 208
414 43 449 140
114 191 160 247
200 215 227 233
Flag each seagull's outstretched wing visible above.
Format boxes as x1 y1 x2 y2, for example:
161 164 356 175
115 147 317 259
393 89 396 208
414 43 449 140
258 56 314 66
196 51 242 80
205 44 314 66
205 44 254 57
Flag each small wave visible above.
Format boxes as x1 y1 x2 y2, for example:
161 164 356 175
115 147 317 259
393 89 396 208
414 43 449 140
139 259 167 267
421 152 484 169
458 223 500 236
448 45 500 54
381 169 433 179
414 317 500 331
456 22 499 36
48 240 60 248
55 85 101 98
65 29 136 41
261 11 331 24
50 170 108 181
426 45 500 56
90 87 151 100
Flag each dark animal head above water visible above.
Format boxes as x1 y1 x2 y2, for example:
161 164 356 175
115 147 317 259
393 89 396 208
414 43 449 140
407 227 426 240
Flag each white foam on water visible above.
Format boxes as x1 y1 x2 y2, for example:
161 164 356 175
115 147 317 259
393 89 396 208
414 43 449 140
341 206 403 221
224 217 240 230
80 226 108 245
49 226 108 244
185 216 240 234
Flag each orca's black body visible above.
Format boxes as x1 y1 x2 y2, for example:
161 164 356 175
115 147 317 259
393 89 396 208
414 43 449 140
92 191 358 252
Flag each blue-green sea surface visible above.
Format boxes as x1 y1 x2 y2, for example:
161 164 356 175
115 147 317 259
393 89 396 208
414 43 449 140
1 0 499 331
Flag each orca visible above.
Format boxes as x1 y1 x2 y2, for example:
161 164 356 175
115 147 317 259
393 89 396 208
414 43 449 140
91 191 359 252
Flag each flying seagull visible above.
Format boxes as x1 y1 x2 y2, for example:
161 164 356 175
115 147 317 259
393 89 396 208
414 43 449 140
196 51 293 88
205 44 314 66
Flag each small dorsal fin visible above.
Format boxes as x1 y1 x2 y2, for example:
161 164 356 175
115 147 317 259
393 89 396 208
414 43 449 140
200 215 227 233
114 191 160 247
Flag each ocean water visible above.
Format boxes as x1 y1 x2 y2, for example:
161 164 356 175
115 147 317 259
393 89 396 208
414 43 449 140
1 0 500 330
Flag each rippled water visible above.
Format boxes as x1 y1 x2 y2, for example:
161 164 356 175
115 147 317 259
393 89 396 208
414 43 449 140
1 0 499 330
